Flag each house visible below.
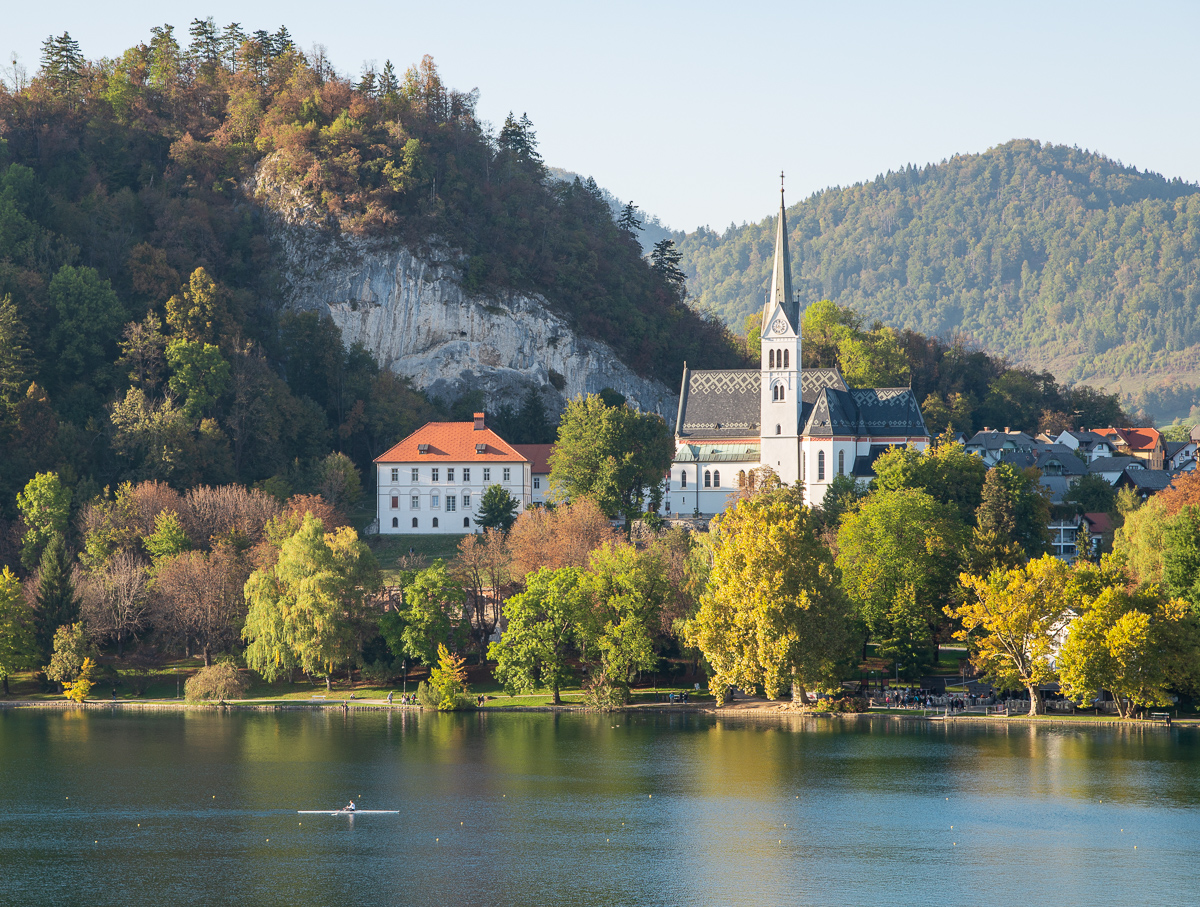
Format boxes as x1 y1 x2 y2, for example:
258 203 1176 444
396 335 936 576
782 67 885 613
666 184 929 516
374 412 531 534
1048 516 1082 563
1165 440 1197 472
513 444 553 505
1115 468 1174 500
964 429 1035 466
1049 430 1117 463
1094 427 1165 470
1088 456 1144 486
1083 511 1115 558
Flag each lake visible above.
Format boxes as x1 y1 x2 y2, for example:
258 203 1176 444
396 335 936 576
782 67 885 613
1 709 1197 907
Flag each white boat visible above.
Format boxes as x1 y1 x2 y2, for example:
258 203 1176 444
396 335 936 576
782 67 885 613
297 809 400 815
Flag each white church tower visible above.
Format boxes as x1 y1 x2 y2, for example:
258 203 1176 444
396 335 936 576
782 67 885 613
759 175 802 484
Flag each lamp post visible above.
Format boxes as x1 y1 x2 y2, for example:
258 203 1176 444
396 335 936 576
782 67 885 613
402 659 407 699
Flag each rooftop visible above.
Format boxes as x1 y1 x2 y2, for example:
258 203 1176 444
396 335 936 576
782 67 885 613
375 417 527 464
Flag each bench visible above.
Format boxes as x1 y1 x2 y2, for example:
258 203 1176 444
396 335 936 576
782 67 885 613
1149 711 1172 726
311 694 327 701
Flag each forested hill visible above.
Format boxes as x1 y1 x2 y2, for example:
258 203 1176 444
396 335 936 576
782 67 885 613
679 141 1200 406
0 24 745 515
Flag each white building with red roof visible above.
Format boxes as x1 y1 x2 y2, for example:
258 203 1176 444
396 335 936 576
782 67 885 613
374 413 531 534
512 443 554 505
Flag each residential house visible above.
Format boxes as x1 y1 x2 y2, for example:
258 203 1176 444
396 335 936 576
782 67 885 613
964 429 1035 466
1094 427 1165 470
1048 430 1117 463
1165 440 1197 472
1115 468 1174 500
374 413 531 534
1088 456 1144 486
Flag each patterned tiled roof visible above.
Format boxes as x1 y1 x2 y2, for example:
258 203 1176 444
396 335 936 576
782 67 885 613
675 367 847 440
802 387 929 438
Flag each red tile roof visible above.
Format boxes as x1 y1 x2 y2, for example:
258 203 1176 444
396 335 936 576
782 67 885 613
1096 427 1162 452
513 444 554 474
1083 512 1114 535
374 421 528 463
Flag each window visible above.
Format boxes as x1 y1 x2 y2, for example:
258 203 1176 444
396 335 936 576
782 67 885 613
818 450 825 481
411 468 419 482
463 493 471 509
783 349 789 368
838 449 845 475
769 349 775 369
713 470 720 487
704 470 711 488
390 468 399 482
432 518 439 528
738 470 747 487
392 517 398 528
432 494 440 508
503 467 511 482
680 471 687 488
463 468 470 482
447 468 455 482
802 451 806 480
390 496 399 510
447 495 456 512
432 468 439 482
412 517 418 528
483 468 491 482
776 424 781 435
463 517 470 528
411 495 420 510
533 477 541 489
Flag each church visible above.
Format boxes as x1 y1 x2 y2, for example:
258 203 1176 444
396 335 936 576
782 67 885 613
665 183 930 516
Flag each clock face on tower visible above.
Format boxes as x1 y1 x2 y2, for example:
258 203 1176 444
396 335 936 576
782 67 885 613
772 318 788 335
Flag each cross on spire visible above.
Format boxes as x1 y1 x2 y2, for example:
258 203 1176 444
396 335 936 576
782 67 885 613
780 170 785 194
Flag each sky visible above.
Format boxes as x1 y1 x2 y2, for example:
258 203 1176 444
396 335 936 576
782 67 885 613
6 1 1199 232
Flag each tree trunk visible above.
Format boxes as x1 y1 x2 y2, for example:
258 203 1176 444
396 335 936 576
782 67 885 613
1026 684 1043 717
203 645 212 668
792 677 809 708
116 630 124 658
552 682 561 706
326 673 332 691
2 675 8 695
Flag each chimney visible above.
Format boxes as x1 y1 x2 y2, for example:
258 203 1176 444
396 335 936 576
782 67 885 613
1004 426 1011 433
473 412 485 431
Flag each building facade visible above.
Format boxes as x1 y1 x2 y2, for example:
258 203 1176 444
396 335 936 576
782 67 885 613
666 185 930 516
374 413 531 534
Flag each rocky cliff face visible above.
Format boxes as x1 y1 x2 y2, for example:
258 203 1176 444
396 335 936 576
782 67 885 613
259 174 678 418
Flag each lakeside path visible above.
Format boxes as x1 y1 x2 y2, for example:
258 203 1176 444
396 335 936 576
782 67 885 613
3 696 1196 730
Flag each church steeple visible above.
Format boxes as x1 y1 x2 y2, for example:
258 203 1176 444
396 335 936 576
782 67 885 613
764 171 797 329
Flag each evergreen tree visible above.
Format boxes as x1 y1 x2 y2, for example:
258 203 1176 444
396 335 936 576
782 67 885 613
476 485 520 532
188 17 221 72
651 239 687 297
517 387 553 444
34 534 79 663
220 23 246 70
0 295 32 434
378 60 399 97
617 201 643 234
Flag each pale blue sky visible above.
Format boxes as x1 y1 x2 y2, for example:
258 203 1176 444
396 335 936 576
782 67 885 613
7 1 1198 231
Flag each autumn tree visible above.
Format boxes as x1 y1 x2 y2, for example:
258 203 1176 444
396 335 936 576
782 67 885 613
0 568 37 695
452 530 510 657
79 550 151 656
506 498 619 580
242 515 379 688
155 543 250 665
165 267 230 345
949 555 1073 716
44 622 94 693
428 643 471 710
686 485 853 705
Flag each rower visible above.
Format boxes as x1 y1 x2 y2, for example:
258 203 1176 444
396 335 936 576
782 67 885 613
345 800 356 812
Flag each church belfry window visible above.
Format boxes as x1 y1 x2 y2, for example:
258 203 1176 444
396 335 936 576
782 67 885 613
769 349 775 369
783 349 789 368
818 450 825 481
775 424 781 435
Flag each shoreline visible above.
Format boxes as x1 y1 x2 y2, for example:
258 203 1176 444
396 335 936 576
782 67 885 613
1 697 1193 729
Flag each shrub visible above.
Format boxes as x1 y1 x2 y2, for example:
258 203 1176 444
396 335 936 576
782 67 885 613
416 680 440 710
814 695 869 713
64 657 96 702
583 674 629 711
360 658 394 686
185 661 248 701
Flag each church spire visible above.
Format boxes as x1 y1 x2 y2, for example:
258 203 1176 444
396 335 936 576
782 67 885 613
766 171 797 328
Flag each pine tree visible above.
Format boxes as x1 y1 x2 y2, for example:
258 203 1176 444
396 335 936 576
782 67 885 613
379 60 399 97
651 239 687 297
617 201 643 234
0 295 32 435
476 485 520 532
220 23 246 71
34 534 80 663
270 27 295 58
188 17 221 73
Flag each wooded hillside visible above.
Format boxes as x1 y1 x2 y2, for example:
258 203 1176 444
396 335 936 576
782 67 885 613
678 141 1200 415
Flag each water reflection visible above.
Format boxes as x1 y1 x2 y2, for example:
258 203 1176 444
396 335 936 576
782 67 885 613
1 710 1198 907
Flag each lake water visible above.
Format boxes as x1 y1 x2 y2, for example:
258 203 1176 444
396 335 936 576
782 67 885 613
1 709 1197 907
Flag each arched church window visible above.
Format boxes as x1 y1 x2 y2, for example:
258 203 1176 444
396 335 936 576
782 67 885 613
838 450 845 475
392 517 399 528
680 471 687 488
713 470 720 487
704 470 711 488
769 349 775 369
738 470 747 488
818 450 825 481
433 517 439 528
412 517 418 528
775 424 781 435
783 349 789 368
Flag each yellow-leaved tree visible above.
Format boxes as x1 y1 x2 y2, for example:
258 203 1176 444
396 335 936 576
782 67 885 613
684 483 852 706
950 555 1073 716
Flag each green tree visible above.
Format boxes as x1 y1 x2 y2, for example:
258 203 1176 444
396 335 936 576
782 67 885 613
1064 473 1117 514
837 488 967 674
165 267 229 344
1113 496 1167 585
243 515 379 688
476 484 520 532
975 464 1051 559
1164 505 1200 611
549 394 674 526
685 485 853 705
144 511 191 563
33 534 79 662
650 239 687 297
617 201 643 234
428 642 471 710
837 326 910 387
44 622 94 692
0 567 37 695
871 436 988 524
17 471 72 570
490 566 588 705
394 560 464 666
47 265 125 390
950 555 1072 716
316 452 362 511
0 295 33 431
579 542 666 707
166 339 231 419
800 300 860 368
